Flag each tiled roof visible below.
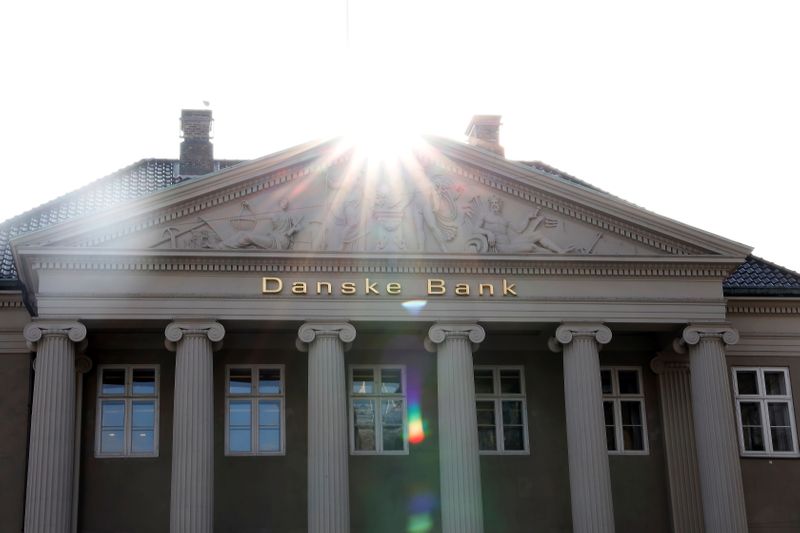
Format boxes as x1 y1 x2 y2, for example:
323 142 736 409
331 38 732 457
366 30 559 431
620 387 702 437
723 256 800 296
0 158 243 281
519 161 607 193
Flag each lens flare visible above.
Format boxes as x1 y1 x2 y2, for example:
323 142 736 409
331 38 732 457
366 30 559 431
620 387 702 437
408 403 425 445
402 299 427 315
407 491 437 533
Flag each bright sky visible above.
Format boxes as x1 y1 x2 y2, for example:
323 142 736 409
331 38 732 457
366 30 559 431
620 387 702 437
1 1 799 270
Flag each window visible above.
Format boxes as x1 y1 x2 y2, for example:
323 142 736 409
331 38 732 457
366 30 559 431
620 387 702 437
96 365 159 457
225 365 285 455
474 366 528 454
733 367 798 456
349 366 407 454
601 367 648 454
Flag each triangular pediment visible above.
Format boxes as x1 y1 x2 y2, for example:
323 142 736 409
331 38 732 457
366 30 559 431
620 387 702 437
11 137 752 262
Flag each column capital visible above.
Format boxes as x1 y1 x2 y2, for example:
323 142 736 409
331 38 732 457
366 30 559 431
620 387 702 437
24 320 87 351
164 320 225 352
296 322 356 352
650 354 690 375
548 323 612 352
682 324 739 346
424 323 485 353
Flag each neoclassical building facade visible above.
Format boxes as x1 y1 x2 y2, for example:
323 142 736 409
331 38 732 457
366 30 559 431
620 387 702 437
1 111 799 533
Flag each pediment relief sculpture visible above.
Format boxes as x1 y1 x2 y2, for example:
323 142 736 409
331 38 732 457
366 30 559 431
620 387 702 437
141 161 654 256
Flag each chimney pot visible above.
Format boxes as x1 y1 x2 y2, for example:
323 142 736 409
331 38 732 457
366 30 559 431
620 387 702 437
180 109 214 175
465 115 504 156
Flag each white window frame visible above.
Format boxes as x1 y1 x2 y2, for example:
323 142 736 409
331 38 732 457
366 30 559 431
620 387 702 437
601 366 649 455
732 366 799 457
95 364 160 458
474 365 530 455
348 365 408 455
224 364 286 456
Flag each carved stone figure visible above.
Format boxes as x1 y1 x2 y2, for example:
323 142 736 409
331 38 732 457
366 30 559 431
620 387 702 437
222 199 303 251
405 172 459 252
467 194 573 254
321 168 365 252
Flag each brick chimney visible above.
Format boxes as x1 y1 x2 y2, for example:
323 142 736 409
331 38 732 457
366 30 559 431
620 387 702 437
465 115 504 156
180 109 214 175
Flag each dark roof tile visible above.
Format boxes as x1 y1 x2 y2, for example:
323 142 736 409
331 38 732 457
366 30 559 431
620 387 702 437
724 256 800 296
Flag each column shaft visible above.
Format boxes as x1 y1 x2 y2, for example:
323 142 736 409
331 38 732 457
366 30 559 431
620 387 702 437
307 334 350 533
427 323 486 533
652 358 704 533
24 334 76 533
437 335 484 533
298 322 355 533
562 337 615 533
685 327 748 532
166 320 224 533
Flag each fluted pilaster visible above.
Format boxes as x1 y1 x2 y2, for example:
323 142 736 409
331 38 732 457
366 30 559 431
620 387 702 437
650 354 704 533
682 325 747 533
165 320 225 533
297 322 355 533
23 320 87 533
549 323 614 533
426 323 486 533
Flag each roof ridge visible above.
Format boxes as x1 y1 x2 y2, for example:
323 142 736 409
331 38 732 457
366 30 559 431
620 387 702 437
747 254 800 280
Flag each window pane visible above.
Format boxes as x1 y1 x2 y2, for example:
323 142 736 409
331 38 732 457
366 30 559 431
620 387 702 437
353 399 375 427
768 402 791 427
743 426 765 451
618 370 640 395
352 369 374 394
740 402 762 426
502 400 523 426
229 368 252 394
478 427 497 451
131 368 156 395
101 369 126 395
771 427 794 452
259 400 281 427
503 427 525 451
354 428 376 451
258 368 281 394
622 425 645 451
606 426 617 451
603 401 615 426
259 428 281 452
474 369 494 394
382 426 404 451
600 370 613 395
500 370 522 394
381 399 403 426
764 372 787 396
620 401 642 426
229 400 251 426
100 401 125 453
736 371 759 395
229 429 251 452
476 401 495 425
381 369 402 394
131 400 155 430
101 400 125 427
131 430 155 453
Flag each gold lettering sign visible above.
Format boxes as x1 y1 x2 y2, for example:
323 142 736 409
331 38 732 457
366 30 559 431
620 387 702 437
261 277 518 297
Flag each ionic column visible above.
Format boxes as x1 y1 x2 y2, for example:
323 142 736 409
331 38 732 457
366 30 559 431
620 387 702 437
297 322 356 533
548 323 614 533
650 353 704 533
425 323 486 533
23 320 87 533
165 320 225 533
682 325 748 533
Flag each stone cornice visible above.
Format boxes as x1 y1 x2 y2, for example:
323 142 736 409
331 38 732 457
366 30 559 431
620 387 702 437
727 298 800 315
19 249 740 279
0 292 25 308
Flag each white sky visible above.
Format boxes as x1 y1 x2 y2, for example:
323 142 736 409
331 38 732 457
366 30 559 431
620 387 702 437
1 0 798 270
